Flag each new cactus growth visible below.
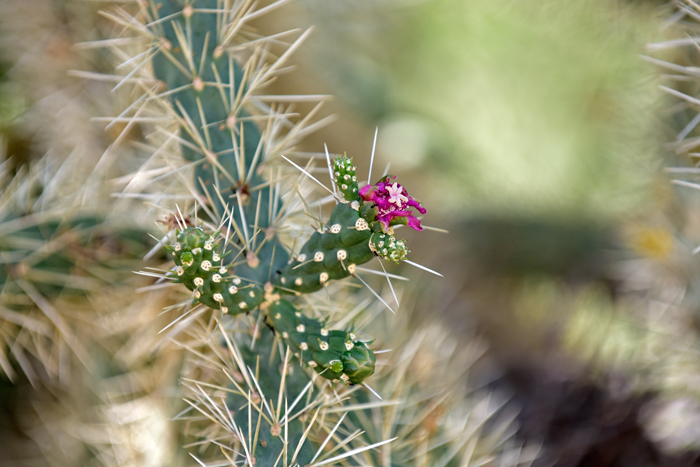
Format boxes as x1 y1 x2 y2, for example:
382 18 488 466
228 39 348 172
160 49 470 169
275 156 424 290
275 201 375 293
166 226 265 312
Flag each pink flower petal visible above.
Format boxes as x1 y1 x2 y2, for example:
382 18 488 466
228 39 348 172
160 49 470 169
359 177 426 232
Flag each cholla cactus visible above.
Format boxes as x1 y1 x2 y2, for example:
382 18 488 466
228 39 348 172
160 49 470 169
0 129 152 386
163 153 426 385
96 0 426 387
91 0 533 465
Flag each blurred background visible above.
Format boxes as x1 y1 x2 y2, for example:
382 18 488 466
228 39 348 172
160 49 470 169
4 0 700 465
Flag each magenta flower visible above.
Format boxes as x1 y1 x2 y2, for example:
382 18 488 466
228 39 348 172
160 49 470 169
359 176 426 231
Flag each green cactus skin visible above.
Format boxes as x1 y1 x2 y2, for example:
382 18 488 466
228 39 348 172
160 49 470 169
275 202 374 294
266 299 375 385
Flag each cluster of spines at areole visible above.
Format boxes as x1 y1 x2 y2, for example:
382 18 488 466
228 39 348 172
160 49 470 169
117 0 426 385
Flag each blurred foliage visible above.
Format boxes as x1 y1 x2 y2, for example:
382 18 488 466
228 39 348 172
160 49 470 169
303 0 668 223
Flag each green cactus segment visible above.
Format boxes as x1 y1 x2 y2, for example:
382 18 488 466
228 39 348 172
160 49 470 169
226 328 315 465
166 226 264 313
275 203 375 294
233 238 289 287
266 299 376 385
232 408 314 466
148 0 272 229
370 232 409 263
333 155 360 202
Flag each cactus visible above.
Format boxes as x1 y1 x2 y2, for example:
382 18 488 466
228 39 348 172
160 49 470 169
108 0 447 460
266 298 376 385
161 152 425 385
137 0 427 388
72 0 534 465
0 158 152 384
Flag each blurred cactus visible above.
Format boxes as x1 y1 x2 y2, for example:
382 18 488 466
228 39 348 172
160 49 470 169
0 82 146 386
0 1 193 465
286 0 700 461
